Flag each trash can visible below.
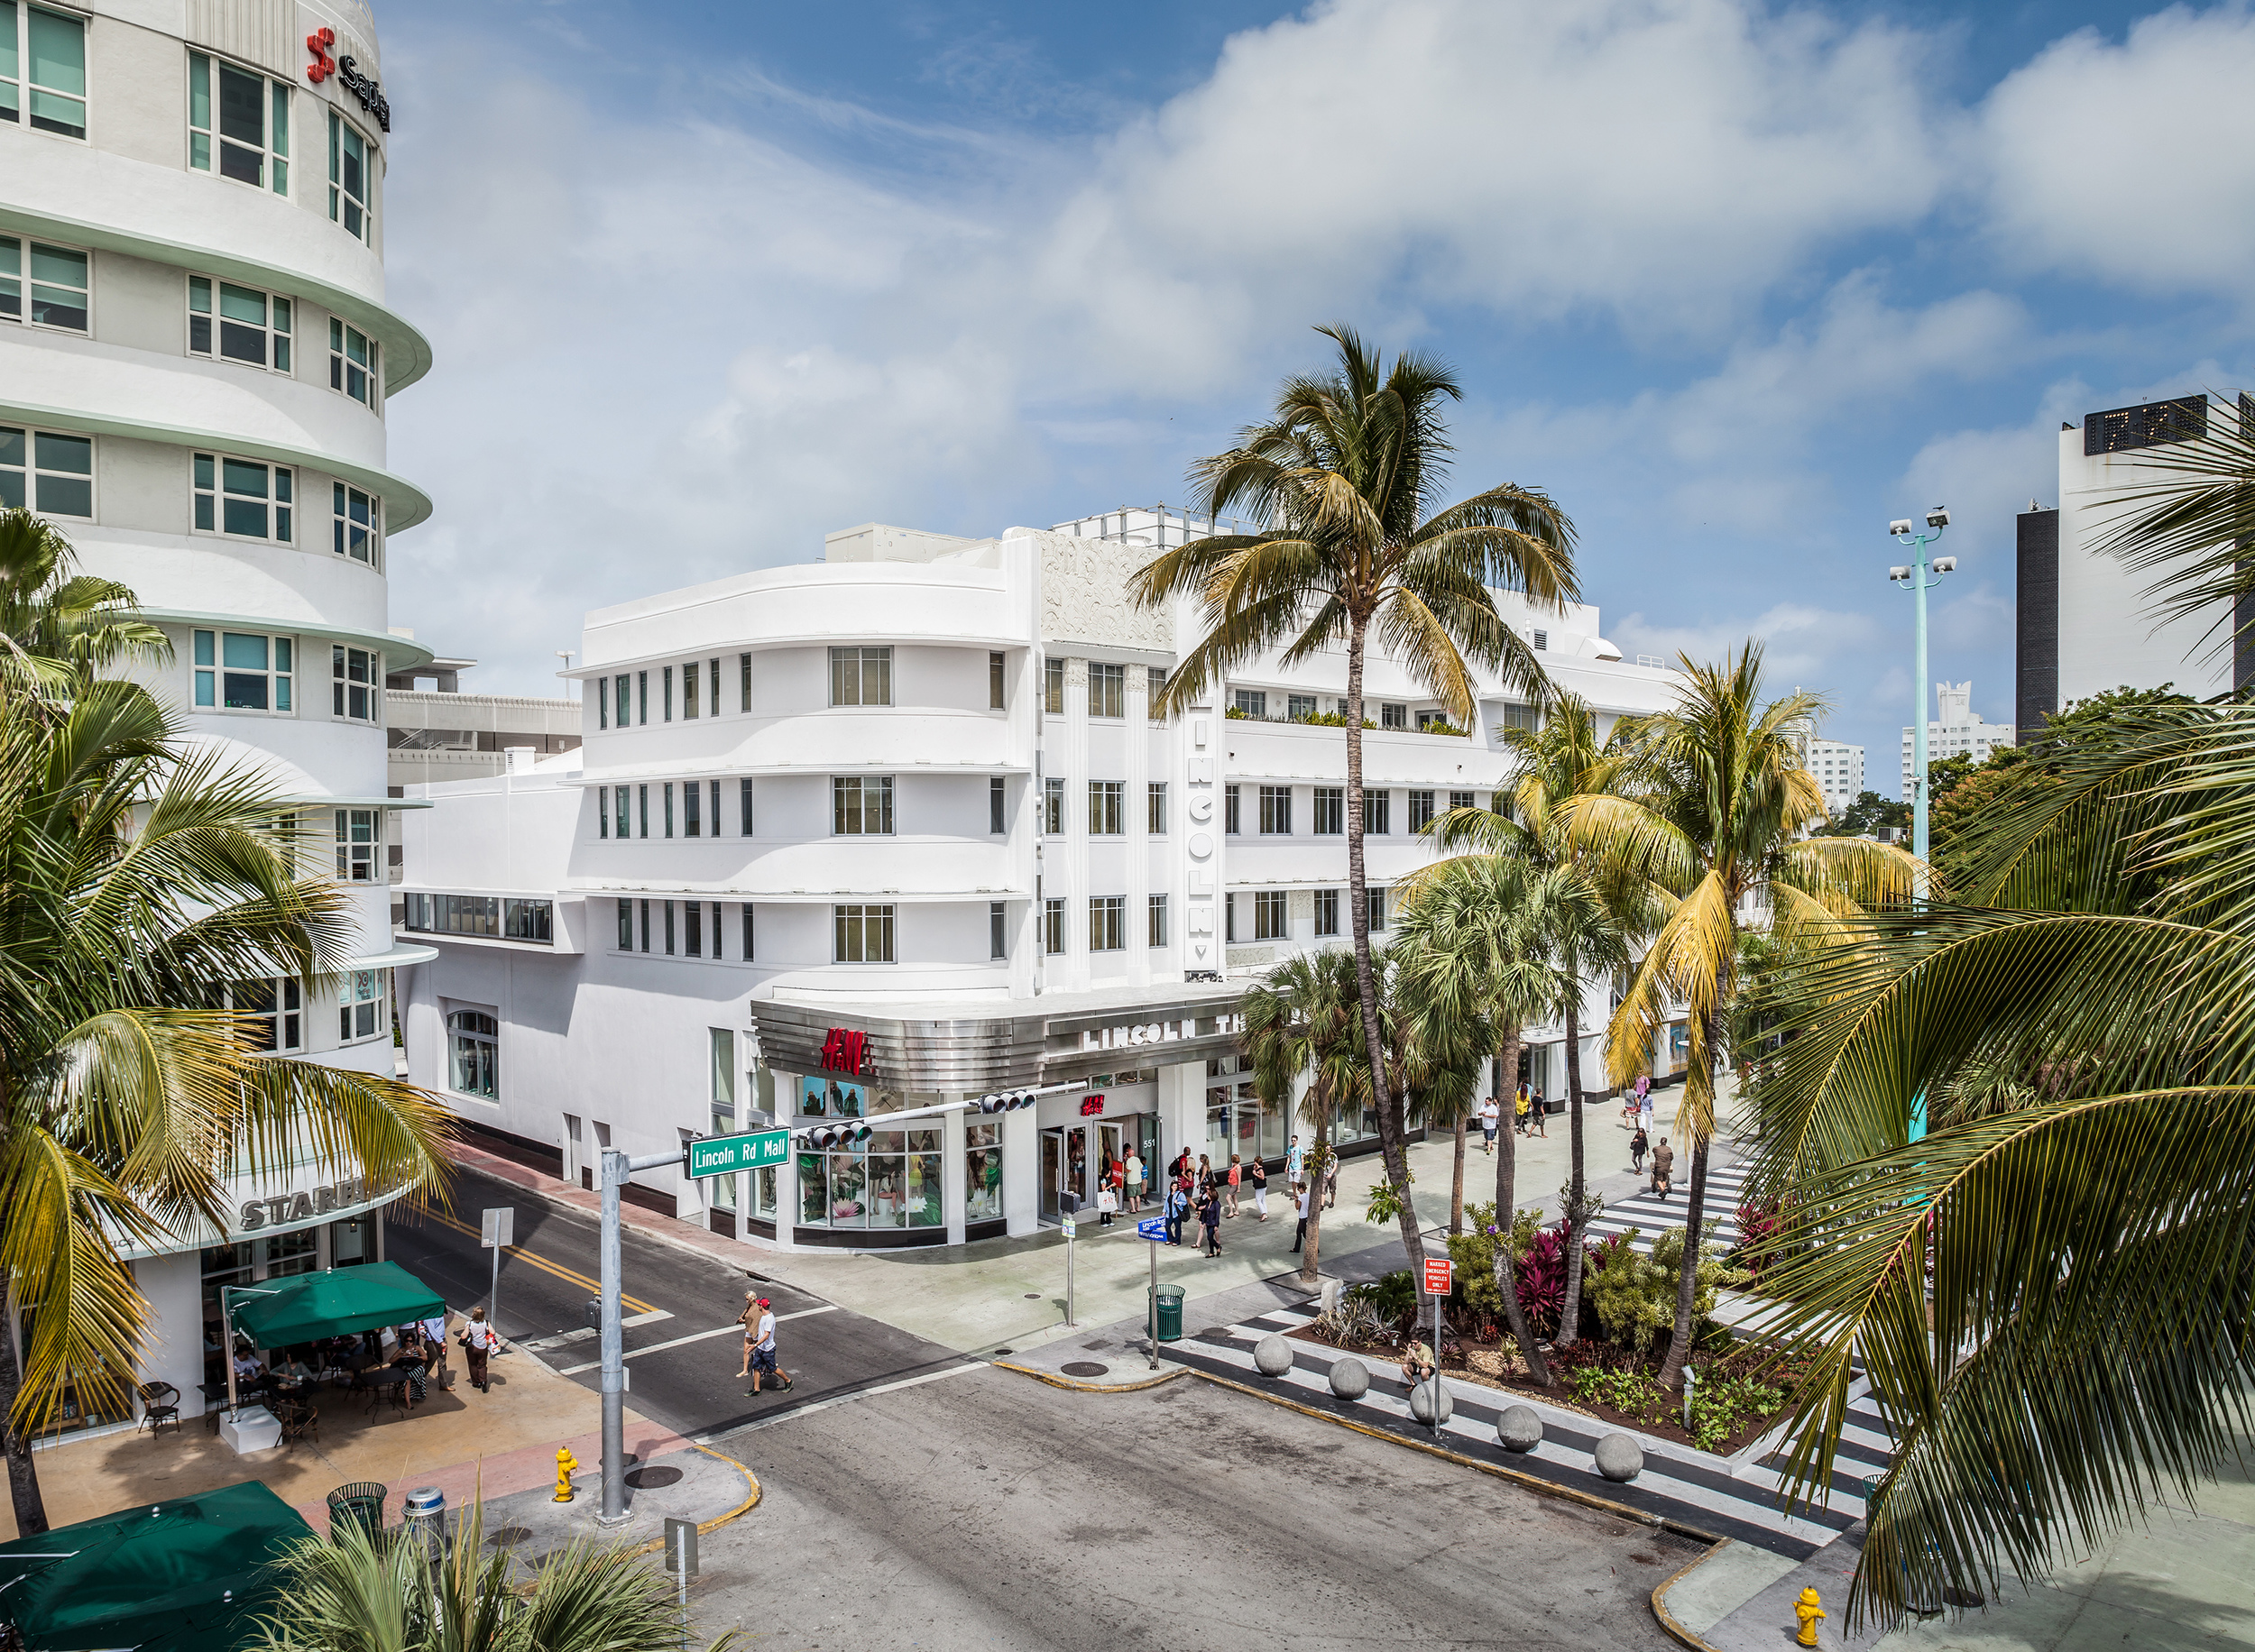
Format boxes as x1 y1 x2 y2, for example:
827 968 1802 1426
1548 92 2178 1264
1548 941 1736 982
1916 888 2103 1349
327 1481 387 1545
1154 1285 1184 1343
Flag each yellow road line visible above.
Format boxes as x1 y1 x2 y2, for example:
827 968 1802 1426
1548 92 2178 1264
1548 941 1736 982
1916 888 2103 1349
415 1210 660 1317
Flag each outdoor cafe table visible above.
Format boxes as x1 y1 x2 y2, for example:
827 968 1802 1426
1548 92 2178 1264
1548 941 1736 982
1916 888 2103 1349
351 1365 413 1416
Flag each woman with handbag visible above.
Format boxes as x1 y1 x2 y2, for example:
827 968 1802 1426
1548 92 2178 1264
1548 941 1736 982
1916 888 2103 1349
458 1308 500 1393
1247 1156 1269 1220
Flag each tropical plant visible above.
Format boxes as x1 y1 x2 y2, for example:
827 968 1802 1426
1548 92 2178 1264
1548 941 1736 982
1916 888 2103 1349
1134 324 1578 1296
1746 693 2255 1624
1241 949 1363 1285
249 1499 737 1652
0 680 453 1534
1579 1225 1733 1355
1388 944 1494 1234
1572 645 1916 1390
1426 692 1649 1342
0 508 169 693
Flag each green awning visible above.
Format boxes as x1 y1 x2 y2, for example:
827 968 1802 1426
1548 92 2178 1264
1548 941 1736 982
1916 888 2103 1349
0 1479 313 1652
230 1261 446 1348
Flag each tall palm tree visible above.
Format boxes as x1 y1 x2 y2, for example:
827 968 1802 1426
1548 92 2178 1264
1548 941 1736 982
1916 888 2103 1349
0 680 452 1534
0 508 168 693
1393 855 1586 1383
1387 951 1493 1236
1427 693 1648 1341
1133 325 1578 1294
1571 646 1915 1389
250 1498 738 1651
1243 948 1375 1285
1747 695 2255 1625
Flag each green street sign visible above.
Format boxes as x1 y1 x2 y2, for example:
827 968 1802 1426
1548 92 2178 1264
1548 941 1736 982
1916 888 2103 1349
686 1129 790 1178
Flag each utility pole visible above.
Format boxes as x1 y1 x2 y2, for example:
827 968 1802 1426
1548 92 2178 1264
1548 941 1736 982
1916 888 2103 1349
601 1148 684 1527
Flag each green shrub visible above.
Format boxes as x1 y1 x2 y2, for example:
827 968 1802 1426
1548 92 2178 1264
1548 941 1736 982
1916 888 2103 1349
1348 1270 1419 1332
1685 1368 1784 1453
1568 1363 1670 1425
1446 1202 1543 1327
1580 1223 1739 1354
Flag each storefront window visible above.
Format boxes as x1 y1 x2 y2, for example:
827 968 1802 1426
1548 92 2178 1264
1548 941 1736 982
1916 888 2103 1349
965 1123 1003 1221
259 1228 317 1278
798 1074 866 1117
1205 1079 1288 1164
798 1127 942 1228
752 1165 778 1219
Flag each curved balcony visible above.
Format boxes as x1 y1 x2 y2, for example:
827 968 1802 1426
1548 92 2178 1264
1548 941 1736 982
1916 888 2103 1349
568 837 1024 902
579 708 1023 781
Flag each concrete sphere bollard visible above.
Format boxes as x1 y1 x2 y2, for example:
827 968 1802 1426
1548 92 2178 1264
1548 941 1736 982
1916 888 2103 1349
1329 1358 1370 1400
1409 1381 1454 1426
1254 1335 1294 1378
1595 1432 1644 1482
1497 1405 1544 1454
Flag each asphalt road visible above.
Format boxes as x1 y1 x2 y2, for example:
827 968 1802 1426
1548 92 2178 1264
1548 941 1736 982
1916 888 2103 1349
683 1365 1702 1651
384 1168 971 1441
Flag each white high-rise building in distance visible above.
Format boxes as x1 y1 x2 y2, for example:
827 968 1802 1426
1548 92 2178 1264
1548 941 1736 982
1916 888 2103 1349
2 0 434 1425
1901 681 2013 799
1804 739 1864 817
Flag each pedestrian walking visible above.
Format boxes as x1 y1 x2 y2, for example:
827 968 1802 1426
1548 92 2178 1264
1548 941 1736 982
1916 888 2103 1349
1164 1178 1188 1245
1478 1095 1500 1154
1531 1087 1548 1137
458 1308 499 1393
1651 1135 1675 1198
1322 1152 1339 1209
1196 1153 1214 1197
743 1295 793 1396
1198 1189 1223 1257
1286 1134 1303 1186
735 1290 762 1379
1125 1149 1145 1214
1514 1084 1532 1134
1638 1086 1655 1137
1098 1155 1122 1227
1630 1125 1649 1175
1225 1154 1242 1217
1249 1156 1269 1219
1293 1181 1312 1253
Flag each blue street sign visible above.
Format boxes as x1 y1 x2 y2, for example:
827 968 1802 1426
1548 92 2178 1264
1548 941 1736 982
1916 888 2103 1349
1137 1217 1168 1241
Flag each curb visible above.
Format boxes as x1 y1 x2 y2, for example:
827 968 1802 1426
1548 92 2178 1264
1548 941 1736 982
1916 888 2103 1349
991 1358 1187 1394
1651 1538 1732 1652
615 1438 762 1563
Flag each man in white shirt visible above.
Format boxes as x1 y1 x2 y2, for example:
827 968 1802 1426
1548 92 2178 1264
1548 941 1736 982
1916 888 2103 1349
743 1296 791 1397
1478 1096 1501 1154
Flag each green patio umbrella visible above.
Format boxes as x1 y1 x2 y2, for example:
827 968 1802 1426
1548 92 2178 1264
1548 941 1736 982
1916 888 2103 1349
0 1479 312 1652
229 1259 446 1348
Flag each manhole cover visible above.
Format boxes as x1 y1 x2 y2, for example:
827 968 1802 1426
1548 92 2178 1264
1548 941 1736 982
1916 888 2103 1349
1023 1292 1040 1299
992 1347 1014 1356
484 1526 533 1548
1061 1362 1109 1378
624 1465 682 1490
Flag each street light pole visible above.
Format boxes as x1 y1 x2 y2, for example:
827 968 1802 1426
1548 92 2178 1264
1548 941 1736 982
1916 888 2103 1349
1886 508 1956 867
600 1147 686 1527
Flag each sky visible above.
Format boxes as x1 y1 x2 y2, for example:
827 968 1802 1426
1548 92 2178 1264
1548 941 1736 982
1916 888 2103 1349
371 0 2255 792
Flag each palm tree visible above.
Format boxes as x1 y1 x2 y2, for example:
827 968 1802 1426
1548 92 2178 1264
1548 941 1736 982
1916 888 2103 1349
1570 646 1915 1390
1387 951 1493 1236
1393 855 1588 1383
1746 695 2255 1624
0 508 168 693
1242 949 1362 1285
250 1498 738 1651
0 680 453 1535
1426 693 1648 1341
1133 325 1578 1295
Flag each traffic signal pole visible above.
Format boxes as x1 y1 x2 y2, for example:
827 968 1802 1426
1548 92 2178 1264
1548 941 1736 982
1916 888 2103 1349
601 1148 689 1527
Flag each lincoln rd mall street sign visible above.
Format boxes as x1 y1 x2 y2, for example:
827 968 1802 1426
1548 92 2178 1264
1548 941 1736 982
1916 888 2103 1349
686 1129 791 1179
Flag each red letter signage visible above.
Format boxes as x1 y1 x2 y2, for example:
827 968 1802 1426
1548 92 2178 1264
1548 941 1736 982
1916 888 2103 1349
306 26 336 85
819 1028 868 1076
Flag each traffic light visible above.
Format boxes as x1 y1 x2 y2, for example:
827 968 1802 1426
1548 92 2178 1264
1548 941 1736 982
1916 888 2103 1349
796 1122 872 1150
973 1090 1040 1114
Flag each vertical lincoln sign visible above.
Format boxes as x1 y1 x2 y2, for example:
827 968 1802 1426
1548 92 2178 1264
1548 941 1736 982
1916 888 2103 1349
819 1027 869 1075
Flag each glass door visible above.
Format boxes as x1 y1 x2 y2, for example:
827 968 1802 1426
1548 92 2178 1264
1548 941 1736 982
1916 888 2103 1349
1039 1127 1063 1224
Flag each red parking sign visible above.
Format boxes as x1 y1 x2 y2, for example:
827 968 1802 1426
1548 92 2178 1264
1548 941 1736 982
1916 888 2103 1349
1423 1259 1453 1296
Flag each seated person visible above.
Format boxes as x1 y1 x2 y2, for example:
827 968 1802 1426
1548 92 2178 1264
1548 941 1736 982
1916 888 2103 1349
390 1335 429 1408
232 1348 268 1394
1400 1338 1437 1388
271 1349 317 1394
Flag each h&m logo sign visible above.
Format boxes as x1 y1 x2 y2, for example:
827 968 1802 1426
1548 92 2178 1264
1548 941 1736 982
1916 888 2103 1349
819 1027 870 1076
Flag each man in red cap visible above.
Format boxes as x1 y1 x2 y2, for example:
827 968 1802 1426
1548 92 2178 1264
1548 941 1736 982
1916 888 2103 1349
740 1291 791 1396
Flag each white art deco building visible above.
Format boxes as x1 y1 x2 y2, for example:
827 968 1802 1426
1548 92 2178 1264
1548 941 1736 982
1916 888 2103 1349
2 0 432 1424
399 510 1688 1253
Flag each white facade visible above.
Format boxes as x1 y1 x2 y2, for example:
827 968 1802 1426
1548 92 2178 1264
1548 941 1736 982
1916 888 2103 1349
1803 739 1864 816
2 0 432 1423
1901 681 2013 798
397 510 1687 1251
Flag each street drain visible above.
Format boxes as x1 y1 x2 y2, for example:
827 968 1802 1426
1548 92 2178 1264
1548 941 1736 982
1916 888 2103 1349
1061 1362 1109 1378
992 1348 1013 1356
1024 1292 1040 1299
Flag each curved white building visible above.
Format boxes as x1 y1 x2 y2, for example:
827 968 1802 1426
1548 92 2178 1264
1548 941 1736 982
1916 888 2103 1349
2 0 435 1427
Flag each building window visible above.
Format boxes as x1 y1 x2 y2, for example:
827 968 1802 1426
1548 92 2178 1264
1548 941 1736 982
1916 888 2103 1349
187 276 291 370
741 776 754 835
740 651 752 711
640 897 649 950
1089 663 1125 718
1042 897 1066 956
0 238 85 331
338 968 384 1042
1044 658 1065 714
662 782 674 838
683 659 699 720
834 904 895 963
335 808 378 881
1147 666 1168 723
1147 782 1167 834
1258 785 1293 835
989 651 1005 710
1532 629 1549 651
833 776 895 835
193 629 292 712
188 52 288 191
662 665 672 721
799 1123 943 1231
327 109 373 241
596 679 607 731
1500 702 1539 733
220 976 301 1052
0 426 92 517
1225 785 1241 835
596 785 609 837
663 899 675 953
741 902 755 959
332 644 377 721
829 646 892 707
1366 789 1392 835
332 483 380 565
709 1028 736 1129
1450 789 1476 814
1314 888 1339 937
965 1122 1004 1222
1288 693 1318 720
1232 689 1266 717
686 899 703 957
1312 786 1343 835
194 453 291 542
1147 893 1169 948
613 675 630 729
5 5 84 138
989 776 1006 834
1225 892 1237 943
1367 886 1388 932
329 317 380 408
1408 790 1435 833
617 899 632 950
989 901 1007 959
613 786 630 840
637 670 648 725
1381 703 1407 730
448 1010 498 1099
1043 777 1064 835
684 780 702 838
1090 895 1126 952
637 785 649 838
1254 889 1287 941
1089 781 1124 835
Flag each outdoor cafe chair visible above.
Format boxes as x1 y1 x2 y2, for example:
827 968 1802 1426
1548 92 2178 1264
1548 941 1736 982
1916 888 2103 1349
135 1381 180 1437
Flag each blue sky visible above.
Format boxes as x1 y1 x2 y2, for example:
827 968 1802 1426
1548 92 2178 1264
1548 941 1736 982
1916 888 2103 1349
372 0 2255 789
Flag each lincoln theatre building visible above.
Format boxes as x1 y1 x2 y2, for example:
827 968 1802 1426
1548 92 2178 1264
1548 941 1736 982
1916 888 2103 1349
396 511 1683 1251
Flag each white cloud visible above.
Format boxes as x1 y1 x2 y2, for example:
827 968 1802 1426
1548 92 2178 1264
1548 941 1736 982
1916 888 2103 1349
1608 601 1879 700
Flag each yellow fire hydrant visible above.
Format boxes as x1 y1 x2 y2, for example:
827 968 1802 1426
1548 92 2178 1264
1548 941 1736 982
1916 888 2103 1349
1793 1586 1827 1647
553 1446 579 1503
